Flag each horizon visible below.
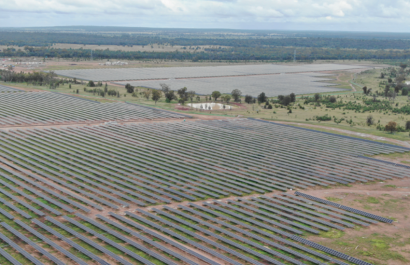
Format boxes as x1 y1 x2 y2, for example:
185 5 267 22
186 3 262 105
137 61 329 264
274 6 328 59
2 25 410 35
2 1 410 33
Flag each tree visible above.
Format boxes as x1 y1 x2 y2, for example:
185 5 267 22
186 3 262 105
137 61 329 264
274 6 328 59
329 96 336 103
179 98 186 105
314 93 320 101
231 89 242 102
406 121 410 131
177 87 188 100
380 73 385 79
143 89 151 100
245 95 253 104
125 83 134 93
187 91 196 103
196 95 200 102
290 93 296 103
160 83 171 94
282 95 291 106
366 115 374 126
362 86 367 94
278 95 284 101
151 90 161 104
222 95 231 103
384 85 390 97
160 84 176 102
385 121 397 133
165 90 177 102
87 81 95 87
257 92 267 104
402 88 409 96
211 91 221 101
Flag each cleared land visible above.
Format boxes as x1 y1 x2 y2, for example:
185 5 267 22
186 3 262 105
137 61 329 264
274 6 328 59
53 63 368 81
119 72 346 97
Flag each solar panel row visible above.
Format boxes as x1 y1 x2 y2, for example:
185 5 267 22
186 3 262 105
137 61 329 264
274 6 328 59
0 91 187 126
295 191 394 223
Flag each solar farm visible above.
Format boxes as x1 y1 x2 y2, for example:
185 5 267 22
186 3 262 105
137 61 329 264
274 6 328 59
0 92 187 126
52 64 367 96
0 84 408 265
117 73 346 97
53 64 366 82
0 84 23 93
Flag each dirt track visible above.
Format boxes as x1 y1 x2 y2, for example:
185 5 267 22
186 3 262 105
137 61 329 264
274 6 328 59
275 121 410 148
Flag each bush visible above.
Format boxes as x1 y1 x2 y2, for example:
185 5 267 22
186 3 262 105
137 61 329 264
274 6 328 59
257 92 267 103
314 93 320 101
406 121 410 130
402 88 409 96
385 121 397 133
315 114 331 121
282 95 291 106
366 115 374 126
244 95 253 104
125 83 134 93
329 96 336 103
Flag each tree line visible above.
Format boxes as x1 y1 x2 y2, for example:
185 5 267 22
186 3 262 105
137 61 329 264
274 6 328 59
3 32 410 50
2 46 410 61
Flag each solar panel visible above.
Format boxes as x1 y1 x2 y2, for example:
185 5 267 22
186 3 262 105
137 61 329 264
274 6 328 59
1 222 65 265
32 219 110 265
295 191 394 223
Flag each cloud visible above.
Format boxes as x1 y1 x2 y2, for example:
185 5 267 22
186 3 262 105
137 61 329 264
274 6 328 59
0 0 410 32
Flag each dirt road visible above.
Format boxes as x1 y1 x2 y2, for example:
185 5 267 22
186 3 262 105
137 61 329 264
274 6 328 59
275 121 410 148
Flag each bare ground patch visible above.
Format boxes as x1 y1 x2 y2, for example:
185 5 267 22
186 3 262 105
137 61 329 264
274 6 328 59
300 178 410 265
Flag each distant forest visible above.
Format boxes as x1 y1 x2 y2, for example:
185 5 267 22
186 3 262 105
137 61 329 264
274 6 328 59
1 46 410 61
1 31 410 61
2 32 410 50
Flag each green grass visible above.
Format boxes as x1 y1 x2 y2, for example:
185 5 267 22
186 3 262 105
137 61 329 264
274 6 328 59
325 197 342 203
319 229 345 239
383 185 397 188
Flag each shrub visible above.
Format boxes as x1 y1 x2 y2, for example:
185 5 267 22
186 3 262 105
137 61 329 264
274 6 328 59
125 83 134 93
406 121 410 130
329 96 336 103
385 121 397 133
402 88 409 96
315 114 331 121
282 95 291 106
366 115 374 126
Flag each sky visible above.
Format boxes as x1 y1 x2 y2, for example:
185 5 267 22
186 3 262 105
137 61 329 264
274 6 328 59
1 0 410 32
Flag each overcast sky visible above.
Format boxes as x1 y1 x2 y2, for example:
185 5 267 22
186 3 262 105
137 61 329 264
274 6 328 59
1 0 410 32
